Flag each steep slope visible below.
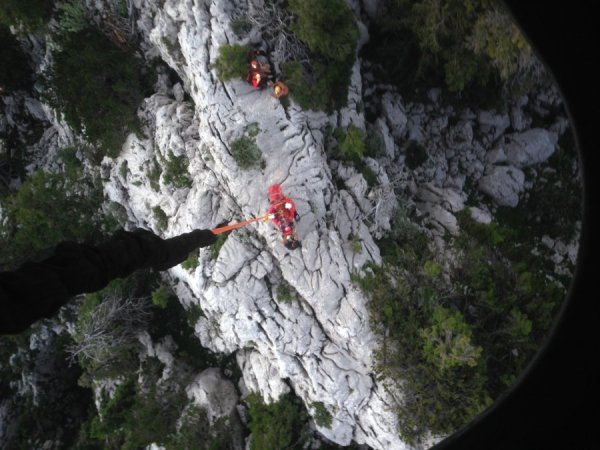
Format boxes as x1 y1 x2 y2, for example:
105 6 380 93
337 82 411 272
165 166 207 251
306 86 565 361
103 0 399 447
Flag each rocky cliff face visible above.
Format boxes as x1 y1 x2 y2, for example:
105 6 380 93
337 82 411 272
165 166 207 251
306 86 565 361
1 0 578 449
95 1 577 449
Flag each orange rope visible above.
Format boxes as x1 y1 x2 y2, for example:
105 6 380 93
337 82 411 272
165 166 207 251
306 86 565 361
211 214 270 235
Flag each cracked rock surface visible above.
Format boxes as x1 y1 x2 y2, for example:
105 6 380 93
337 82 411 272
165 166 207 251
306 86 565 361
90 1 577 449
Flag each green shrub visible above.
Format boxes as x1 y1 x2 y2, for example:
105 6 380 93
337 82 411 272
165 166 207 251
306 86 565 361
282 57 354 112
210 234 227 260
57 147 83 176
276 280 301 304
288 0 358 62
338 125 365 164
151 284 171 309
311 402 333 429
88 376 187 449
246 122 260 137
281 0 358 112
152 205 168 230
46 27 150 158
351 207 501 445
186 304 204 327
231 17 252 37
213 44 249 81
0 0 53 30
0 170 106 270
247 392 309 450
181 250 199 270
349 235 362 254
230 136 262 169
57 0 88 34
362 0 537 96
163 151 191 188
420 305 483 372
360 165 378 187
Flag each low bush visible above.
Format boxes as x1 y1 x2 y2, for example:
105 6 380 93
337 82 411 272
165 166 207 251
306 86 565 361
362 0 540 98
0 169 107 270
288 0 358 63
46 27 150 159
181 250 199 270
338 125 365 164
57 0 88 34
163 151 191 189
231 17 252 37
0 0 53 30
210 233 227 260
355 203 567 444
282 0 358 112
152 205 168 230
151 284 170 308
214 44 249 81
230 136 262 169
311 402 333 429
276 280 301 304
247 392 310 450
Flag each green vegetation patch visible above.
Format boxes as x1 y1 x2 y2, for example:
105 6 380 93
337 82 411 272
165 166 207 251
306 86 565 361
181 250 200 270
311 401 333 429
0 0 53 31
152 205 168 231
362 0 539 103
163 151 191 188
282 0 358 112
231 17 252 37
275 279 301 304
230 136 263 170
57 0 88 34
247 392 310 450
45 27 151 159
0 168 108 270
354 203 564 445
210 233 228 260
213 44 249 81
288 0 358 62
151 283 170 308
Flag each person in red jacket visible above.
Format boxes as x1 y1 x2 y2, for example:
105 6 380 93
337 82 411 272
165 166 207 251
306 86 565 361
246 49 273 89
267 184 300 250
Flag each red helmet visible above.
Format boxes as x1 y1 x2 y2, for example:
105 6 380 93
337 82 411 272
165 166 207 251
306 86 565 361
268 184 284 203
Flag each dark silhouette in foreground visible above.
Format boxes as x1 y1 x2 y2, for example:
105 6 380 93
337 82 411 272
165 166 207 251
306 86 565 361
0 228 216 335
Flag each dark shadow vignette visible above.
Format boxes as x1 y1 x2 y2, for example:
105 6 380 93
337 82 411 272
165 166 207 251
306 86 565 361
430 3 598 450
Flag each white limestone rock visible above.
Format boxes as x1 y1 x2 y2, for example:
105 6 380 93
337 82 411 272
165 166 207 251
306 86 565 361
468 206 493 224
478 166 525 207
186 368 239 424
381 92 408 140
504 128 558 168
237 350 290 403
478 110 510 141
485 146 507 165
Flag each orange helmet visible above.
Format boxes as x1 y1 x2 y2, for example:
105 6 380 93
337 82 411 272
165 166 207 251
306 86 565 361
268 184 284 203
